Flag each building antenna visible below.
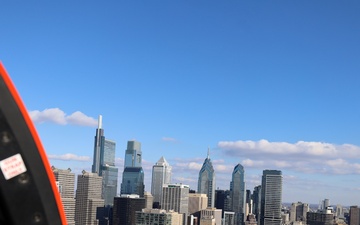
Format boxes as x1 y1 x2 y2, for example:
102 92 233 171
98 115 103 129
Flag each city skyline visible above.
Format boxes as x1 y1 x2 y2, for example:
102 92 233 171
1 1 360 206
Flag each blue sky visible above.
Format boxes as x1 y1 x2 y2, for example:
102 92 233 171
1 1 360 206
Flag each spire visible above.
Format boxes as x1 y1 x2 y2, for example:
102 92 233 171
207 147 210 159
98 115 102 129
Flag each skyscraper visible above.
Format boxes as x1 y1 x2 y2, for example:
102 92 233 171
92 115 105 175
198 149 216 208
161 184 190 214
230 164 245 225
52 167 76 225
151 156 172 206
75 171 104 225
260 170 282 225
113 195 146 225
290 202 309 222
121 140 145 197
91 115 118 206
252 185 261 222
125 140 142 167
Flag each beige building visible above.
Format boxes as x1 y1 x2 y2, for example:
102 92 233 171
136 208 183 225
200 208 222 225
188 193 208 214
74 171 104 225
52 167 76 225
144 191 154 209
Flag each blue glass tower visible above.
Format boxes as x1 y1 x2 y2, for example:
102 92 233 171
121 140 145 197
198 149 216 208
231 164 245 225
91 115 118 206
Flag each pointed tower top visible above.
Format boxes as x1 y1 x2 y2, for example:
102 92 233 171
207 147 210 159
98 115 102 129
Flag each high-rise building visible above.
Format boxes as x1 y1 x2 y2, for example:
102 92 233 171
91 115 118 206
224 211 236 225
252 185 261 222
124 140 142 167
349 206 360 225
161 184 190 214
188 193 208 214
121 140 145 197
307 210 334 225
92 115 105 175
290 202 309 222
136 209 183 225
260 170 282 225
230 163 245 225
75 171 104 225
198 149 216 208
151 156 172 206
144 192 154 209
52 167 76 225
113 194 145 225
245 190 252 217
199 208 222 225
336 204 344 219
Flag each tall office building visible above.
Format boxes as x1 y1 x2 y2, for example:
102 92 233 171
91 115 118 206
113 194 146 225
252 185 261 222
199 208 222 225
260 170 282 225
136 209 183 225
161 184 190 214
75 171 104 225
307 210 334 225
121 140 145 197
124 140 142 167
92 115 105 174
290 202 309 222
151 156 172 206
188 193 208 214
52 167 76 225
198 149 216 208
230 164 246 225
349 206 360 225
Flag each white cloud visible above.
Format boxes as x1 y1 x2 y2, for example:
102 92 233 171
29 108 97 127
218 139 360 175
218 139 360 159
162 137 177 142
48 153 91 162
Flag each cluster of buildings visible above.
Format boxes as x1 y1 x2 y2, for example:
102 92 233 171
52 116 358 225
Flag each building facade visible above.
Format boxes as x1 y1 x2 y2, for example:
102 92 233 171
151 156 172 206
252 185 261 222
113 195 146 225
91 115 118 206
349 206 360 225
230 164 245 225
198 150 216 208
52 167 76 225
188 193 208 214
121 141 145 197
290 202 309 223
75 171 104 225
260 170 282 225
161 184 190 214
135 209 183 225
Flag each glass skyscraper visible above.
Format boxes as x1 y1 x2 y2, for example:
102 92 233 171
151 156 172 206
121 140 145 197
231 163 245 225
198 149 215 208
91 115 118 206
260 170 282 225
